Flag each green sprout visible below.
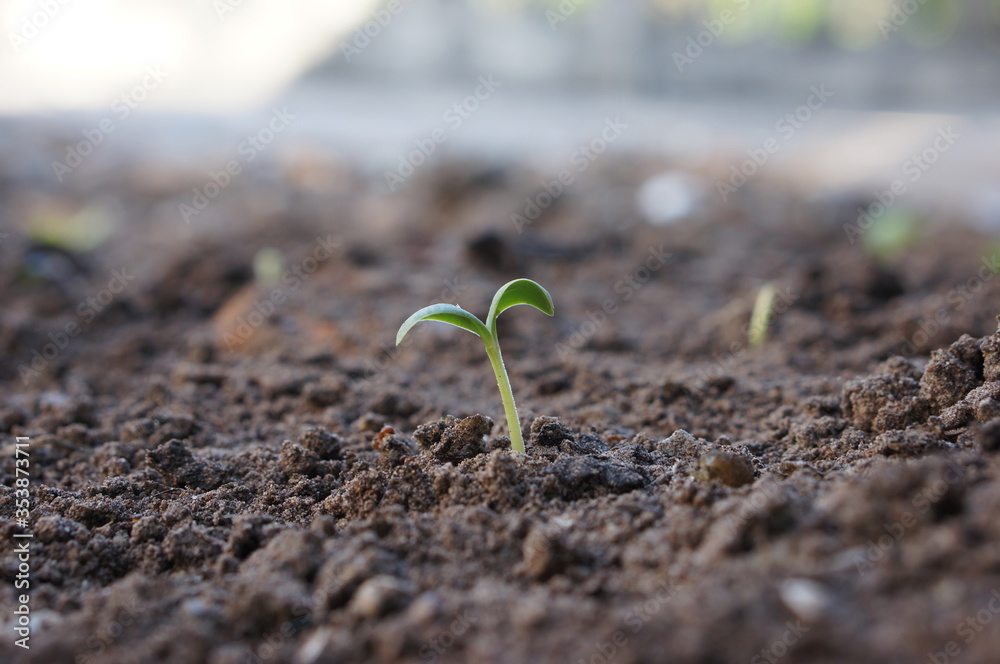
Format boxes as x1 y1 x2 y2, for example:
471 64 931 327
27 205 115 253
862 208 920 264
253 247 286 287
396 278 555 454
748 282 777 348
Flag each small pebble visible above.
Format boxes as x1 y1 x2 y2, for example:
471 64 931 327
695 451 755 487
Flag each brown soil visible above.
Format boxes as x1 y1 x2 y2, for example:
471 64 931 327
2 156 1000 664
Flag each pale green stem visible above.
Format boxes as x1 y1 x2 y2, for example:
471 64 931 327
484 337 524 454
748 282 777 348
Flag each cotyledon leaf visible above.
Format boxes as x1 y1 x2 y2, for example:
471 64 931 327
396 303 490 346
395 279 555 455
486 278 555 334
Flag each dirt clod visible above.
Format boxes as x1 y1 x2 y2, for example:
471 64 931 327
977 419 1000 453
279 441 322 476
841 368 929 434
348 575 415 618
920 335 984 411
145 439 223 490
695 450 756 487
297 428 343 460
373 426 418 466
520 526 581 580
413 414 496 462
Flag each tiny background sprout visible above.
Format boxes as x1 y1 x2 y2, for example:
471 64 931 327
253 247 286 287
748 282 777 348
862 208 921 263
396 278 555 454
985 241 1000 267
27 205 115 253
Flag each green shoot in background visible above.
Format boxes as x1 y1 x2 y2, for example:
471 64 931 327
748 282 777 348
862 208 921 264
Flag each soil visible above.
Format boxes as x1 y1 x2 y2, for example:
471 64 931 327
2 155 1000 664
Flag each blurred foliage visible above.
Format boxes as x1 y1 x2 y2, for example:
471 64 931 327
518 0 989 49
253 247 287 287
862 208 922 263
26 205 115 253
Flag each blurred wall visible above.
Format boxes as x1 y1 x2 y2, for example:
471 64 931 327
3 0 998 113
309 0 1000 111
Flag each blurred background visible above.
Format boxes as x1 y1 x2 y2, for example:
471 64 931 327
2 0 1000 308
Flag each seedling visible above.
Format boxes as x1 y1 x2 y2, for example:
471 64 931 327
862 208 920 263
253 247 286 287
396 279 554 454
27 205 114 252
748 282 777 348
